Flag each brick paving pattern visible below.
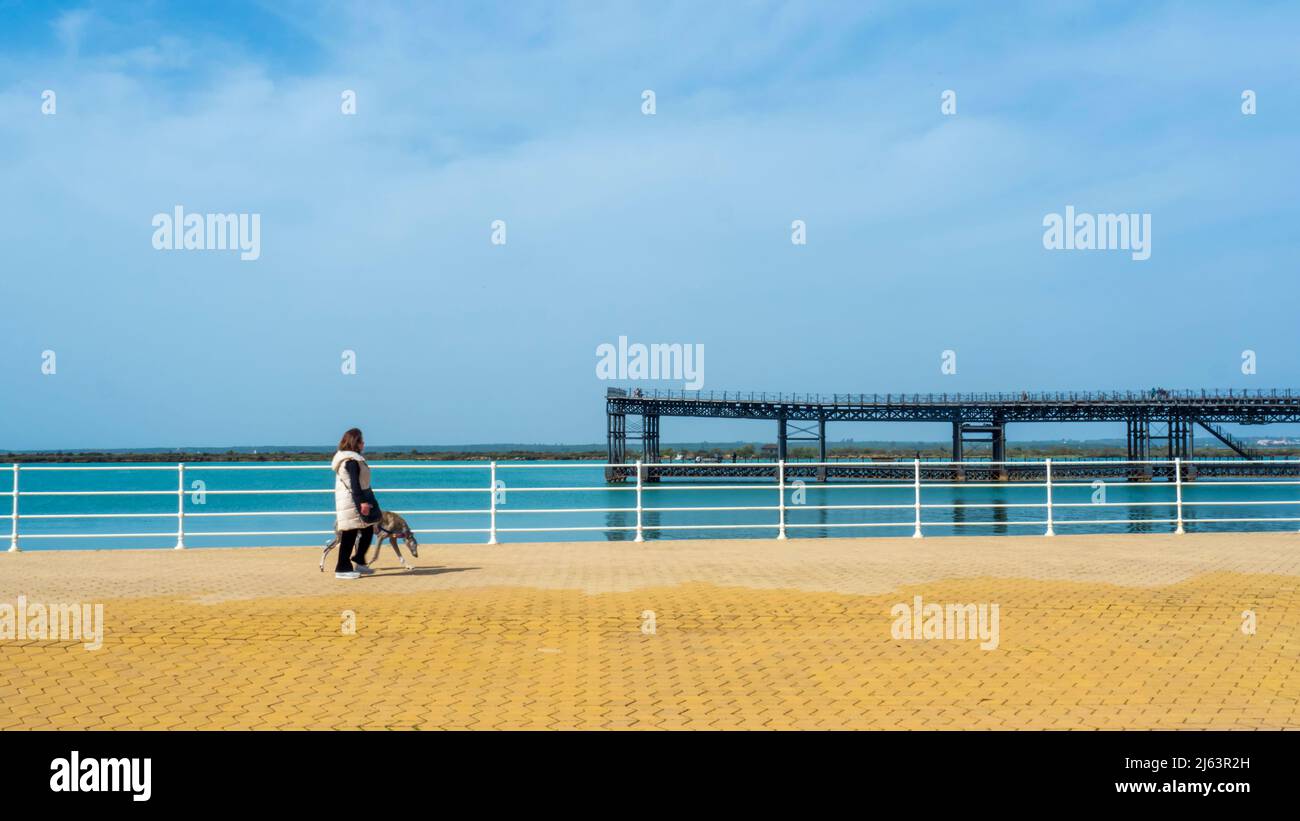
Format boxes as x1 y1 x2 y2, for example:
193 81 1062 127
2 533 1298 729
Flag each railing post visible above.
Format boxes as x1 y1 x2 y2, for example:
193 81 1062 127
173 462 186 549
776 459 787 540
1044 458 1055 536
8 463 18 553
487 460 498 544
912 458 923 539
634 459 644 542
1174 457 1185 534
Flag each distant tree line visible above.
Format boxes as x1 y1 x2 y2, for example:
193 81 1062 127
5 442 1293 464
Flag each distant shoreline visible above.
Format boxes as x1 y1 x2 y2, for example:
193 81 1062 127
0 450 606 464
4 442 1292 464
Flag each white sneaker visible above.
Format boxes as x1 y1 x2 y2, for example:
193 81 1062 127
353 564 374 575
334 571 361 580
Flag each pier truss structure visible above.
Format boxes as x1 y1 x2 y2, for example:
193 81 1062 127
604 388 1300 481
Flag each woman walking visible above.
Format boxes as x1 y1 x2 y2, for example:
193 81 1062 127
332 427 380 580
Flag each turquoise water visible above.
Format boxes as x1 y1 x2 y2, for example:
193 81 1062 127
7 461 1300 550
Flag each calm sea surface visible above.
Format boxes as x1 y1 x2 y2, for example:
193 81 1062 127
8 461 1300 550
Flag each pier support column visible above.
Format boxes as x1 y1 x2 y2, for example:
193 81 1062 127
1126 416 1152 481
991 420 1007 480
1171 416 1193 461
606 411 626 482
642 413 660 482
951 419 965 482
777 416 788 461
1140 416 1152 479
817 416 827 482
958 422 1003 478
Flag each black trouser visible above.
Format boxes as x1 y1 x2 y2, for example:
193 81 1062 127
336 525 374 572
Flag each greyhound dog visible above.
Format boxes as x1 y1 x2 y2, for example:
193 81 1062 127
319 510 420 572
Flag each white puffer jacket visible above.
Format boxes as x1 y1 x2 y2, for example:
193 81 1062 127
331 450 372 531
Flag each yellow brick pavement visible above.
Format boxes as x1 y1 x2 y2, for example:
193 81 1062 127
2 533 1298 729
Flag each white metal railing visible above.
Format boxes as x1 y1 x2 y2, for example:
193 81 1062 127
5 458 1300 551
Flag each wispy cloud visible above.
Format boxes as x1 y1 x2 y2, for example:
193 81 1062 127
1 1 1298 448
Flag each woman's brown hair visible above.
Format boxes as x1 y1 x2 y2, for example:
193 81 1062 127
338 428 364 453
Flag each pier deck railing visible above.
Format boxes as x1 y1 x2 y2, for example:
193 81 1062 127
5 459 1300 551
612 387 1300 405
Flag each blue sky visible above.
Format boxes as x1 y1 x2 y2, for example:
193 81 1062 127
1 1 1298 449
